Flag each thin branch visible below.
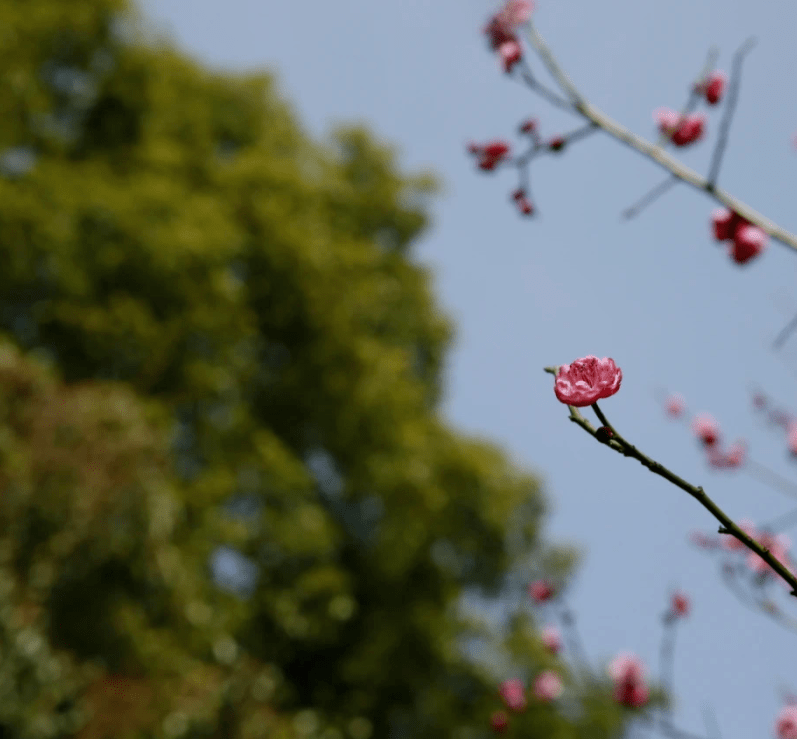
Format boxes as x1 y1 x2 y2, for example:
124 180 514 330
773 308 797 349
707 38 757 187
744 459 797 501
543 367 797 595
526 23 797 254
622 175 679 220
515 57 579 113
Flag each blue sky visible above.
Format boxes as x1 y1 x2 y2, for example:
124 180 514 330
140 0 797 736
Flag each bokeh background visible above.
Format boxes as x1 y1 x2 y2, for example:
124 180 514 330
139 0 797 735
1 0 796 736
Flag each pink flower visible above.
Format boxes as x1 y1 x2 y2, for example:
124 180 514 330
705 72 727 105
499 678 527 712
711 208 735 241
474 139 512 172
654 107 681 134
498 39 522 72
554 356 623 407
496 0 533 27
724 440 747 468
608 653 649 708
776 705 797 739
519 118 538 134
671 113 706 146
608 653 646 684
664 393 685 418
671 591 690 617
654 109 705 146
483 140 511 158
730 224 767 265
541 625 561 654
528 579 555 603
490 710 509 733
484 1 532 70
697 71 727 105
788 424 797 456
692 414 720 446
533 671 563 702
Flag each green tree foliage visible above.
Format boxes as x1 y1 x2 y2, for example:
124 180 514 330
0 1 638 737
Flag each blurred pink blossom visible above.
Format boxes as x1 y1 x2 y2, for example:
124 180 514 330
692 414 720 446
533 671 563 701
541 625 562 654
775 704 797 739
499 678 527 712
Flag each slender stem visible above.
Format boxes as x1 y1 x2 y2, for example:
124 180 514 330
707 38 756 187
772 308 797 349
622 175 679 220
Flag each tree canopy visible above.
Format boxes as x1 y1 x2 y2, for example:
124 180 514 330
0 1 636 737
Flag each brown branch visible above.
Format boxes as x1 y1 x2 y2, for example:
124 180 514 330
543 367 797 595
526 23 797 254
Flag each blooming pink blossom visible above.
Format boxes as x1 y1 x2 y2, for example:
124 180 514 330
484 2 533 71
664 393 685 418
654 108 705 146
608 653 649 708
724 440 746 468
654 108 681 134
540 625 561 654
730 224 767 265
692 414 720 446
554 356 622 407
499 678 527 711
533 670 563 702
671 591 690 617
498 40 522 72
697 71 727 105
490 710 509 733
788 424 797 456
776 705 797 739
528 579 555 603
711 208 735 241
671 113 706 146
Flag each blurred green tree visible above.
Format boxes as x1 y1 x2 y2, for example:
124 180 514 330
0 1 638 737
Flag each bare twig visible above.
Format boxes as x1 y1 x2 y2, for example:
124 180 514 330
773 308 797 349
707 38 757 187
622 175 678 220
526 23 797 254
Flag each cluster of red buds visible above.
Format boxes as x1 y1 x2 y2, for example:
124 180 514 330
483 0 533 73
711 207 768 265
664 394 747 469
694 70 728 105
467 115 570 216
654 108 706 147
652 69 727 147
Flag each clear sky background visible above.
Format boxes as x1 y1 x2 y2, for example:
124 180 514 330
138 0 797 736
